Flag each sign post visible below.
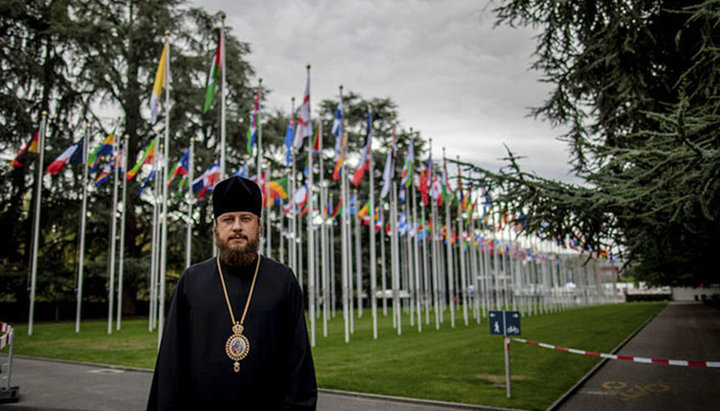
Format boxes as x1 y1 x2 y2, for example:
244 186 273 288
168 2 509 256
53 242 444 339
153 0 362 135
489 311 520 399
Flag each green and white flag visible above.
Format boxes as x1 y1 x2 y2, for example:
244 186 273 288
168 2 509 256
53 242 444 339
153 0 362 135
203 34 223 113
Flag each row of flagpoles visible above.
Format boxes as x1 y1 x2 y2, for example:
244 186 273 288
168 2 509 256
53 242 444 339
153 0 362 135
15 16 620 343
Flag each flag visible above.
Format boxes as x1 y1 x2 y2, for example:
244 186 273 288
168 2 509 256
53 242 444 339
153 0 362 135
246 90 260 154
127 139 156 181
332 133 346 181
10 131 39 167
419 169 429 205
234 163 247 178
400 137 414 189
192 159 221 203
332 95 343 159
150 45 167 124
430 172 442 205
88 131 115 174
349 194 357 215
167 149 189 187
379 127 397 199
268 177 289 199
441 159 453 204
94 162 113 187
311 122 321 154
46 139 83 175
294 73 311 149
357 201 371 224
136 166 156 196
203 33 223 113
293 184 308 208
331 198 342 218
284 114 294 167
351 112 372 187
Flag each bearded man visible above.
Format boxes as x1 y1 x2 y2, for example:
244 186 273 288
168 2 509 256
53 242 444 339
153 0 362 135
147 176 317 411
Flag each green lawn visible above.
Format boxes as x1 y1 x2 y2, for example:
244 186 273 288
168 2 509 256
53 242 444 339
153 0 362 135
9 302 664 410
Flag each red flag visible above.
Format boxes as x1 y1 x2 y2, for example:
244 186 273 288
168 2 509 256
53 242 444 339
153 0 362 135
11 131 39 167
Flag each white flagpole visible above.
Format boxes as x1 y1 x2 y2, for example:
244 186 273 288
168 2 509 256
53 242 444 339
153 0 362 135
380 204 387 316
158 32 171 347
319 124 329 337
390 181 401 335
404 189 414 328
420 197 431 325
116 134 129 330
219 14 227 178
412 174 422 332
75 122 90 333
354 190 362 320
287 97 296 274
368 107 377 339
149 148 158 331
185 137 194 269
107 126 120 334
340 127 350 343
457 156 469 326
266 165 272 258
443 149 455 328
27 110 48 336
329 193 336 319
306 66 315 346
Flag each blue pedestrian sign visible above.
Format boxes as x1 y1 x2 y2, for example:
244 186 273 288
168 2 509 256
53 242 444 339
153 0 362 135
489 311 521 336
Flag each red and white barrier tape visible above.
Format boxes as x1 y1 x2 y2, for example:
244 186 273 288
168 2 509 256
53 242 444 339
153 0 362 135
0 322 13 350
512 338 720 368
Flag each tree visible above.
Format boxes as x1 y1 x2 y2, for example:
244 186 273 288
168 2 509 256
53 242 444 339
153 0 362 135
476 0 720 285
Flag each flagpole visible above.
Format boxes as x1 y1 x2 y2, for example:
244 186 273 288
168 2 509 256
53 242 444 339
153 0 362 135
27 110 48 336
368 107 378 339
340 124 350 343
443 148 455 328
149 139 161 332
391 181 401 335
429 139 440 329
107 127 120 334
116 134 129 330
319 121 329 338
420 195 431 325
219 14 226 178
287 97 296 274
329 193 336 319
185 137 195 268
306 65 315 347
75 122 90 333
158 30 171 346
380 204 387 316
457 156 469 326
411 165 421 332
354 189 362 320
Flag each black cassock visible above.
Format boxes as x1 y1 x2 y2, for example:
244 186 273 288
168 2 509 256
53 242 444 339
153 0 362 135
147 255 317 410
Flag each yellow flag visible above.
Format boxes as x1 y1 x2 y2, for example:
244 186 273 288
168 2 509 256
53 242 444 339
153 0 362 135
150 45 167 124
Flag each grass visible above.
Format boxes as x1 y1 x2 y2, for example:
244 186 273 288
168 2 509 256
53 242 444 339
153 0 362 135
9 302 665 410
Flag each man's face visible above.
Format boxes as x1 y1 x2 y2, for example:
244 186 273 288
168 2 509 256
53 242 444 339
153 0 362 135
214 211 261 266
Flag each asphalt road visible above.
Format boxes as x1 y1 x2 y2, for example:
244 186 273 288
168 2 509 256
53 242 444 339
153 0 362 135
556 302 720 411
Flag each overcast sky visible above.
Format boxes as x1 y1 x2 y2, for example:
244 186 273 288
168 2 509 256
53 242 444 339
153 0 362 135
191 0 579 183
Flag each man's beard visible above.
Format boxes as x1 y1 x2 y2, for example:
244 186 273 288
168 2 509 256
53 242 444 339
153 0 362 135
215 229 260 267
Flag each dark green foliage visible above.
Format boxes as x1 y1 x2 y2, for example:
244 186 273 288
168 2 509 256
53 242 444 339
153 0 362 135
457 0 720 286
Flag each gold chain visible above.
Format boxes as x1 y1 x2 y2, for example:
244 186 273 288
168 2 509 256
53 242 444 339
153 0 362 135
216 255 261 327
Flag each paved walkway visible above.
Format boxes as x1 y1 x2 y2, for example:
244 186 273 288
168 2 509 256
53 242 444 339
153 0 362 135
556 302 720 411
0 358 499 411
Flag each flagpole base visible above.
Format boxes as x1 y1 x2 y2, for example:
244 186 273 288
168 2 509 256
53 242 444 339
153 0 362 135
0 386 19 403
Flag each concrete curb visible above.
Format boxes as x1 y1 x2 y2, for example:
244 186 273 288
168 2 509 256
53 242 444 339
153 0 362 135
319 387 526 411
545 304 665 411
